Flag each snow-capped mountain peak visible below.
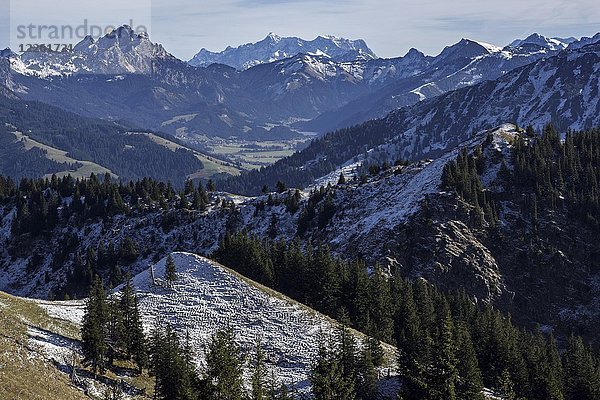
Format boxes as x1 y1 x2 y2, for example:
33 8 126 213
265 32 282 43
508 33 570 51
434 38 495 63
8 25 175 78
188 33 377 70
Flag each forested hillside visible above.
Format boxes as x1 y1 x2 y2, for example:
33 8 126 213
2 125 600 399
0 91 207 184
220 43 600 195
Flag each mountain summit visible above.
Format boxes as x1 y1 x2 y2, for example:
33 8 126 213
507 33 573 51
13 25 174 77
188 33 377 70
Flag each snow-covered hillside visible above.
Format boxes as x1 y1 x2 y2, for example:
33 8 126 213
36 253 396 394
0 127 497 300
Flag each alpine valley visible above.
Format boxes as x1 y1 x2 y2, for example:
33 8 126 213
0 23 599 400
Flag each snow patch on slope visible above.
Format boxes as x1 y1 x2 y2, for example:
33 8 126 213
128 253 394 391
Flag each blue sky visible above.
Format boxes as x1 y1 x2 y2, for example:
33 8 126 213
3 0 600 59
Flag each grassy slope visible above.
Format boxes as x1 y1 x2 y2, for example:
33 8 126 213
0 292 87 400
10 130 116 179
134 132 242 179
0 292 155 399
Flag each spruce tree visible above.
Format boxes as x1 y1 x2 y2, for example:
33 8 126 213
252 340 267 400
120 276 147 372
165 254 178 288
204 328 244 400
207 179 216 192
102 382 125 400
310 336 355 400
454 322 484 400
106 294 124 366
356 339 378 400
429 311 458 400
498 369 516 400
150 323 197 400
563 335 600 400
81 276 109 376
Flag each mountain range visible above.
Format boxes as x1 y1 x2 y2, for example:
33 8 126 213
1 27 596 153
1 25 600 399
189 33 377 70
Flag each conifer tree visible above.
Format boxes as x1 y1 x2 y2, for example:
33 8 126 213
252 340 267 400
498 369 516 400
429 311 458 400
82 276 109 376
204 328 244 400
184 179 195 195
150 322 197 400
276 180 286 193
310 336 355 400
107 294 124 366
102 382 125 400
336 319 358 388
165 254 178 288
120 276 147 372
454 322 484 400
207 179 216 192
356 339 379 400
562 335 600 400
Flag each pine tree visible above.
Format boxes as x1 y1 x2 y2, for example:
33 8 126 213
81 276 109 376
276 180 286 194
252 339 267 400
563 335 600 400
338 173 346 185
429 311 458 400
498 369 516 400
207 179 216 192
150 322 198 400
204 328 244 400
396 283 429 400
454 322 484 400
366 335 384 368
106 294 124 366
310 336 355 400
165 254 178 288
184 179 195 195
120 276 147 372
545 334 564 400
356 339 379 400
102 382 125 400
336 319 358 388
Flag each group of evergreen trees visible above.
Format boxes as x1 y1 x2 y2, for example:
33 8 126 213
81 276 147 376
214 232 600 400
149 323 298 400
510 125 600 230
310 322 383 400
214 233 394 335
60 236 141 298
441 146 498 227
443 125 600 231
83 274 295 400
8 173 219 238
